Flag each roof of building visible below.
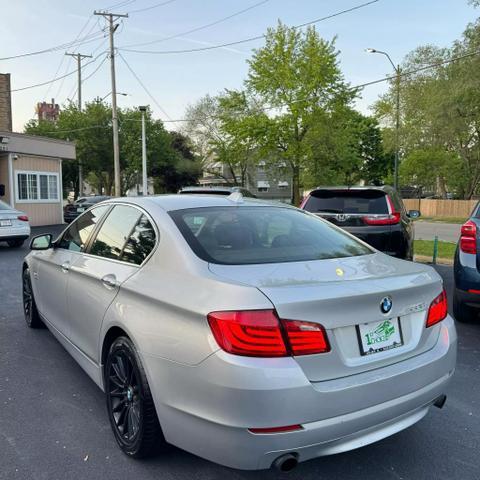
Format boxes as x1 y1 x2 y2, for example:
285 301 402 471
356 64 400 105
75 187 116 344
0 130 75 160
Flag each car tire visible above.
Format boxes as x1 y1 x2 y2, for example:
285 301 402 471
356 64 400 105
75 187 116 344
22 268 44 328
8 239 24 248
105 336 164 458
453 291 478 323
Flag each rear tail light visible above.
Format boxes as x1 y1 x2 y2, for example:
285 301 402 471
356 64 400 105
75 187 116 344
426 289 448 327
363 195 400 225
17 215 29 222
299 195 309 209
207 310 330 357
281 319 330 355
460 220 477 254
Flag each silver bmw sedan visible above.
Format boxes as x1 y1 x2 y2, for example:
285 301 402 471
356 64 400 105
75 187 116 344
23 194 456 472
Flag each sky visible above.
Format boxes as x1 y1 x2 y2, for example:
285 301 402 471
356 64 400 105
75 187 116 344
1 0 478 132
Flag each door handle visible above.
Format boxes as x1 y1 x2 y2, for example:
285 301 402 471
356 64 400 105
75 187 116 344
101 274 117 289
61 261 70 273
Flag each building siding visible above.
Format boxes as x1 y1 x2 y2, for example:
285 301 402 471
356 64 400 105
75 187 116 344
12 155 63 226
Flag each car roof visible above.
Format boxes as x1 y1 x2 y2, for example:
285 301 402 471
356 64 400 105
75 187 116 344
179 186 241 193
101 194 293 212
310 185 394 193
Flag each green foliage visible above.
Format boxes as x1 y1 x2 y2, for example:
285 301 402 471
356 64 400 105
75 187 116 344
24 100 199 196
246 23 355 204
184 23 391 202
375 18 480 198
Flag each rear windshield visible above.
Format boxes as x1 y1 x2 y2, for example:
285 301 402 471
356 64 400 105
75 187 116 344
0 200 11 210
169 206 373 265
304 190 388 214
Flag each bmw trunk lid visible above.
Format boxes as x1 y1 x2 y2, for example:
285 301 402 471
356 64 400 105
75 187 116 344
208 253 444 382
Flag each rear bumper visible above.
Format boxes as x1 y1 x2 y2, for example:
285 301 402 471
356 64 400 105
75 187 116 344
142 316 457 470
455 287 480 308
0 225 30 241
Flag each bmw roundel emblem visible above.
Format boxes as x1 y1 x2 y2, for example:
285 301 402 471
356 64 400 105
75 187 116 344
380 296 393 314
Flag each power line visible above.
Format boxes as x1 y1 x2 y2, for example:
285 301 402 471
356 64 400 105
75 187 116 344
118 51 174 122
121 0 269 49
68 53 109 103
9 53 106 93
128 0 177 14
31 45 480 135
45 16 97 101
120 0 380 55
0 28 107 61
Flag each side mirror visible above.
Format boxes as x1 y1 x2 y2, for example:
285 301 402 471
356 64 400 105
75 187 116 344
408 210 421 219
30 234 53 250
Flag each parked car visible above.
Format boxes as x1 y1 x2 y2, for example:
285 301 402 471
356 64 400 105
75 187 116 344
0 199 30 247
178 185 256 197
453 203 480 322
300 186 420 260
23 194 455 471
64 195 111 223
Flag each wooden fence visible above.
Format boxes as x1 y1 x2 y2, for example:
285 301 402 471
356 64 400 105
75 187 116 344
403 199 477 218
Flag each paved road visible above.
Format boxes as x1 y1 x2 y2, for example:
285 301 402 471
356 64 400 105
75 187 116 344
415 222 461 243
1 228 479 480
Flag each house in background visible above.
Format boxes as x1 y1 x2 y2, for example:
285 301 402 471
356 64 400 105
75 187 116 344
0 72 75 226
0 131 76 226
199 159 293 203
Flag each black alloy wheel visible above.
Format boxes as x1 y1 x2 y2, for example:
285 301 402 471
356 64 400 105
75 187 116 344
105 336 164 458
22 268 43 328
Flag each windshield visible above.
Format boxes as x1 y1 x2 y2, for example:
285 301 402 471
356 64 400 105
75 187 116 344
304 190 388 214
169 206 373 265
0 200 12 211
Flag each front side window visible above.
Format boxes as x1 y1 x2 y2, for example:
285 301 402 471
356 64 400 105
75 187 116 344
89 205 143 261
17 172 59 201
58 205 110 252
170 206 373 265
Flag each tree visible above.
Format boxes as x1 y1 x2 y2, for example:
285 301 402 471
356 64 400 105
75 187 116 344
374 19 480 198
183 91 266 187
245 22 355 204
25 100 199 196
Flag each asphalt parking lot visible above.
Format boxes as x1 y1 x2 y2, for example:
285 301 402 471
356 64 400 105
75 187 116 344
1 227 479 480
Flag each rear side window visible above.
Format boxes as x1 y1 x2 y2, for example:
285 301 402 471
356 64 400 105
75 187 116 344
304 190 388 214
121 215 156 265
58 205 110 251
169 206 373 265
89 206 156 264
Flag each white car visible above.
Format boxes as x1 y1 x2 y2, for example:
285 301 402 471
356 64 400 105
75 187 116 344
0 199 30 247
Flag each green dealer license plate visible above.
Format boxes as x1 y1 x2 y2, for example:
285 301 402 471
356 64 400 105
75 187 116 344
357 318 404 356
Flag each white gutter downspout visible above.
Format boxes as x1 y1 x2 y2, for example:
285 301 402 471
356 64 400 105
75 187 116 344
59 158 64 224
7 152 14 208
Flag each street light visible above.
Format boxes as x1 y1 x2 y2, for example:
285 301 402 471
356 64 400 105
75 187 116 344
366 48 401 190
139 106 148 196
101 91 128 101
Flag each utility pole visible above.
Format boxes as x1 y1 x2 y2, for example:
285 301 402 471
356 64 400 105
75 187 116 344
65 52 92 197
139 106 148 196
94 10 128 197
394 65 401 191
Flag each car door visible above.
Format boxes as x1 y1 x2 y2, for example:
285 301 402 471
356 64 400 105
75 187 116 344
66 204 157 363
33 205 110 336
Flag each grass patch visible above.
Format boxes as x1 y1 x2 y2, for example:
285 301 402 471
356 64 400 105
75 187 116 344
416 216 467 224
414 239 457 263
